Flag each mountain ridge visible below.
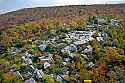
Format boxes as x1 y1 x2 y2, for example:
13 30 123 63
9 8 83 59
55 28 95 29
0 3 125 29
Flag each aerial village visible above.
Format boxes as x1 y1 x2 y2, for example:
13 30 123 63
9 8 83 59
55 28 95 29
0 16 125 83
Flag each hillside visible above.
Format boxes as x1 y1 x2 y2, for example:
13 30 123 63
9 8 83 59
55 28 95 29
0 4 125 29
0 3 125 82
0 16 125 82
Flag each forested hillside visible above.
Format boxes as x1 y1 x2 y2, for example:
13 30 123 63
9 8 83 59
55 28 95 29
0 16 125 83
0 4 125 29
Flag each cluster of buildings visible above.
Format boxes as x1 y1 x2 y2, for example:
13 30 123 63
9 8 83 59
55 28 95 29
8 17 122 82
8 29 98 82
87 17 120 30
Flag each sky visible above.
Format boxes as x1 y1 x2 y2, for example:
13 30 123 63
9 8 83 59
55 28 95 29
0 0 125 14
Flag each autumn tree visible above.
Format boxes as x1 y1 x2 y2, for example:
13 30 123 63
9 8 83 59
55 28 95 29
3 72 15 82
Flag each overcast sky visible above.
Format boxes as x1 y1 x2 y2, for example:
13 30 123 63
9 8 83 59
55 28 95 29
0 0 125 14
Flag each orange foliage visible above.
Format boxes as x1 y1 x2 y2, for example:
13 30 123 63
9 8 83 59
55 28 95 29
98 63 105 78
106 47 118 61
3 72 14 81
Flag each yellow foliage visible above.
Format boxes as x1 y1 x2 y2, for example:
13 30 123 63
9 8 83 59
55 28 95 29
43 74 55 83
0 59 10 66
3 72 14 81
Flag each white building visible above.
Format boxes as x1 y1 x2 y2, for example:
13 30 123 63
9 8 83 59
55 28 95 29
34 69 44 79
39 53 53 61
22 56 32 65
44 62 51 69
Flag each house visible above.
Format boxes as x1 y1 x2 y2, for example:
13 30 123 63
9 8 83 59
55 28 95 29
110 19 119 26
57 74 69 83
74 40 87 45
10 47 21 57
17 71 24 80
101 32 108 38
73 31 95 45
39 57 50 61
39 44 47 51
86 62 95 69
61 44 77 54
64 37 72 43
64 57 71 62
88 37 95 41
68 31 95 40
68 44 77 52
11 51 16 57
98 24 102 27
22 56 32 65
81 54 89 60
33 69 44 79
96 32 108 42
25 52 32 58
56 43 67 49
83 45 93 55
97 18 107 25
87 25 95 28
112 42 117 48
96 37 103 42
24 78 37 83
57 75 63 83
98 32 108 38
44 62 50 69
39 53 53 61
69 53 78 58
30 65 35 70
50 36 59 43
0 42 5 55
39 40 52 52
62 62 67 66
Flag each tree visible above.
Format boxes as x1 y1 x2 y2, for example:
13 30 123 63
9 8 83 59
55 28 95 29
106 47 116 61
90 40 101 54
3 72 15 82
98 63 106 79
80 67 92 82
74 56 81 70
42 74 55 83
